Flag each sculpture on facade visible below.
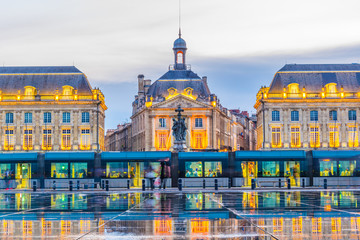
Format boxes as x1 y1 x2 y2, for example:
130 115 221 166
172 105 187 151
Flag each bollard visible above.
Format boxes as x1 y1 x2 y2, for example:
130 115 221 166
278 179 281 188
324 179 327 189
33 181 37 192
151 179 155 190
178 178 182 191
127 179 130 189
94 183 97 189
105 180 109 191
215 179 218 191
53 181 56 190
302 179 305 188
287 178 291 189
228 178 231 189
142 179 146 191
102 180 105 190
77 180 80 190
69 181 73 191
203 179 206 189
251 179 256 190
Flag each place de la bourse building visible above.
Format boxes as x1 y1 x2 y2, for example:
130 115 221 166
130 34 255 152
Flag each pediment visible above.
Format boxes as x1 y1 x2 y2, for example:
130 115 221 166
152 94 210 109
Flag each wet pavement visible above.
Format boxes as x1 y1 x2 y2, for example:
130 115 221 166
0 190 359 239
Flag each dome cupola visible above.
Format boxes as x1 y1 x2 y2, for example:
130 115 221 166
173 29 187 70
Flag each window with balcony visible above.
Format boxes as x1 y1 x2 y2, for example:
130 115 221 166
310 111 318 121
42 129 52 150
291 111 299 121
272 111 280 121
4 129 14 150
310 127 320 148
158 133 167 150
329 126 339 147
348 126 358 147
271 127 281 148
80 128 90 150
291 127 301 148
194 133 204 149
61 129 71 150
23 129 33 150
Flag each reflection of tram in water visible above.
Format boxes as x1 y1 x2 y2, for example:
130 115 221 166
1 150 360 189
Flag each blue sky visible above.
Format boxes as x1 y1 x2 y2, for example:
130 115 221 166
1 0 360 129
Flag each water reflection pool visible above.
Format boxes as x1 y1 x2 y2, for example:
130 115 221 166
0 191 358 239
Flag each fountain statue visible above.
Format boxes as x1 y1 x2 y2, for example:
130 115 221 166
172 105 187 152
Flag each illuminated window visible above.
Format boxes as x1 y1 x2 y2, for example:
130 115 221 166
320 160 337 176
272 111 280 121
291 111 299 121
159 133 167 149
271 127 281 148
4 129 14 150
51 163 68 178
159 118 166 128
194 133 203 148
349 110 357 121
349 126 359 147
326 83 337 93
195 118 203 128
329 110 337 121
310 111 318 121
24 87 35 96
288 83 299 93
329 126 340 147
185 161 202 177
23 129 33 150
82 112 90 123
81 128 90 150
291 127 301 148
24 112 32 124
262 161 280 176
310 127 320 148
204 162 222 177
62 86 73 96
44 112 51 124
177 51 183 64
70 163 87 178
61 129 71 150
5 113 13 124
0 164 11 179
63 112 70 123
339 160 356 176
42 129 52 150
106 162 128 178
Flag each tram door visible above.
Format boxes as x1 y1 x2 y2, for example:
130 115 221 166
284 161 300 186
128 162 144 188
15 163 31 189
241 161 258 186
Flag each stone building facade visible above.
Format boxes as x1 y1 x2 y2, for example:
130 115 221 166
105 123 132 151
0 66 106 152
130 33 254 152
255 64 360 150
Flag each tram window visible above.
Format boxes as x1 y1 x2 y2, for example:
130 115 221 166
0 164 11 179
284 161 300 177
70 163 87 178
147 162 160 178
262 161 280 177
339 161 356 176
106 162 128 178
185 161 203 177
51 163 68 178
204 162 222 177
319 160 337 176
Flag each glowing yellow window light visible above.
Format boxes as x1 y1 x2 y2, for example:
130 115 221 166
348 126 359 147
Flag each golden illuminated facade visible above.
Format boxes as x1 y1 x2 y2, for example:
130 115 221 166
130 34 254 151
255 64 360 150
0 66 106 151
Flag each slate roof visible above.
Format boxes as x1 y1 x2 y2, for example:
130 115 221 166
147 70 211 99
269 64 360 93
0 66 93 95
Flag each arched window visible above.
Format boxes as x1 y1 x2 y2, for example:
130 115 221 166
62 86 74 96
177 51 183 64
325 83 337 93
24 86 36 96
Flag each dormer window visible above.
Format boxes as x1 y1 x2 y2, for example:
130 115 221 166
24 86 36 96
325 83 337 93
62 85 74 96
288 83 299 94
177 51 183 64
